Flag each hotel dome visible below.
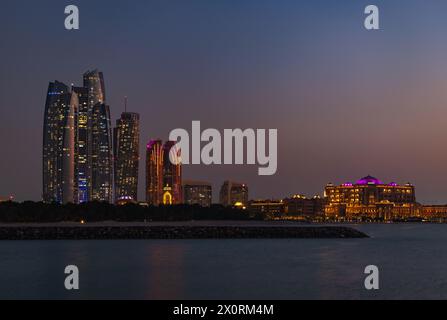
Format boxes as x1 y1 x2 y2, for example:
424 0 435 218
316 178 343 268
356 175 383 185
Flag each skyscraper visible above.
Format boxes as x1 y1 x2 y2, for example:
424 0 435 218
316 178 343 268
219 181 249 207
83 70 106 107
82 70 114 203
83 70 107 201
114 112 140 203
72 86 89 203
146 140 182 205
43 70 113 204
42 81 78 204
91 103 114 203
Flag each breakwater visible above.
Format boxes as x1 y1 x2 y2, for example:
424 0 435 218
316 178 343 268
0 225 368 240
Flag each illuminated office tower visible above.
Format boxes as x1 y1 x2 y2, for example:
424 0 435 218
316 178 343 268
219 181 249 207
42 81 78 204
146 140 182 205
114 112 140 203
72 86 89 203
91 103 113 202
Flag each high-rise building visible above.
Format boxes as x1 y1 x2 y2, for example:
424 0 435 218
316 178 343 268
91 103 113 202
114 112 140 203
42 81 78 204
83 70 107 201
146 140 182 205
219 181 248 207
72 86 89 203
43 70 113 203
183 181 212 207
146 140 163 205
162 141 182 205
83 70 106 108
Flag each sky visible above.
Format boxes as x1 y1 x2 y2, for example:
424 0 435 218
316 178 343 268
2 0 447 203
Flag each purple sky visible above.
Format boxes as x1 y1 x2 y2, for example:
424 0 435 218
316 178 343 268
2 0 447 203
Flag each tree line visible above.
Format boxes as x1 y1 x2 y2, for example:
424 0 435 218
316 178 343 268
0 201 264 223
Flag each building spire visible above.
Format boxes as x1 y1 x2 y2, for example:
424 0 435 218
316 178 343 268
124 96 128 113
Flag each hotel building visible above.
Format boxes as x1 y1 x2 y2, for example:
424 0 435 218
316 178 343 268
324 175 418 220
146 140 182 205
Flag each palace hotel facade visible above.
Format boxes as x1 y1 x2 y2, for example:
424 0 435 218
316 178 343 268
324 175 419 220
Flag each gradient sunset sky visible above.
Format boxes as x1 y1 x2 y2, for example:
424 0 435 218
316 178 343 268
2 0 447 203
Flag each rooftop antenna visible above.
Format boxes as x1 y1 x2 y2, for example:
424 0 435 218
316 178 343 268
124 96 128 113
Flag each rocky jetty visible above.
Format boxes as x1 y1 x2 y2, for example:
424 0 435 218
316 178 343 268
0 225 368 240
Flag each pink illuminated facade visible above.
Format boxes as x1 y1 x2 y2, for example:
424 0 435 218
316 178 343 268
146 140 182 206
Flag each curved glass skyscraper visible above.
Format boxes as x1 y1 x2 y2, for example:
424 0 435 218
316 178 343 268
83 70 113 203
42 81 78 204
91 103 113 203
72 86 88 203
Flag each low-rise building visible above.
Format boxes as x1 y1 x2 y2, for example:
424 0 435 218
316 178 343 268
249 199 285 218
421 205 447 220
283 195 325 219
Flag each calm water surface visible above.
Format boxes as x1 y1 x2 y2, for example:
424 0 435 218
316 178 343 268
1 224 447 299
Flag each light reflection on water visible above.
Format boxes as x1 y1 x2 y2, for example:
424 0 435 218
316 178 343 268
0 224 447 299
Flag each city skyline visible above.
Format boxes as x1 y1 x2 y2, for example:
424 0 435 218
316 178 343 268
36 68 447 206
5 1 447 203
40 70 436 208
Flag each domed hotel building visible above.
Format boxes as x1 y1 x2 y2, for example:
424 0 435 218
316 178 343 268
324 176 419 220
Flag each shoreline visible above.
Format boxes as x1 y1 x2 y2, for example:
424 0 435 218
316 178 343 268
0 220 442 229
0 224 368 240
